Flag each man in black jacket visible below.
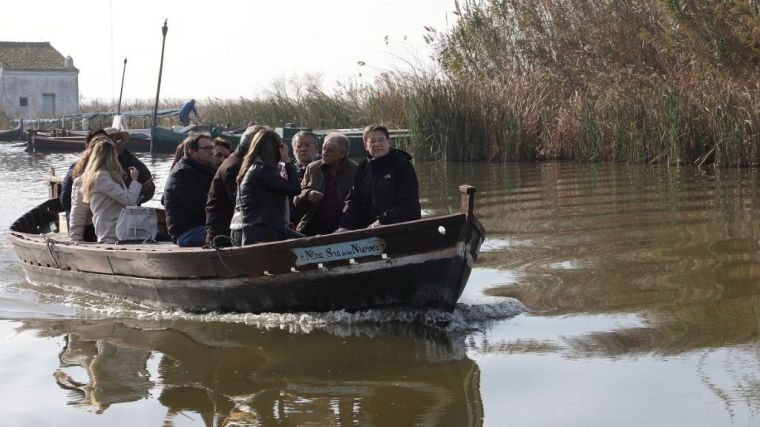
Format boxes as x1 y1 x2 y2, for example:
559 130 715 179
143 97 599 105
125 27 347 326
338 125 421 230
163 133 215 246
205 125 264 246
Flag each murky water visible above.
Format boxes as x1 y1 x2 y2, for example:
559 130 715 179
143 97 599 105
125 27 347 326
2 140 760 426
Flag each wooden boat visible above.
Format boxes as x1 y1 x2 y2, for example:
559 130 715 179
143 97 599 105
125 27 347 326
28 133 152 153
0 125 26 142
8 184 485 314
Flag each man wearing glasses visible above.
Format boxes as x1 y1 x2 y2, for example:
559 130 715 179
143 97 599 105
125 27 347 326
163 133 216 246
338 124 421 231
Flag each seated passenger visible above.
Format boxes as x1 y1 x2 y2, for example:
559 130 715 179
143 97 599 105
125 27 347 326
236 129 303 245
205 125 266 246
338 125 421 230
60 129 109 220
211 137 232 171
68 143 98 242
291 131 319 182
293 133 358 236
81 137 142 243
112 130 154 204
163 133 216 247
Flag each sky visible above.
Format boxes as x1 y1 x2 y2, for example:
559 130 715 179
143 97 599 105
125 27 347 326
0 0 454 103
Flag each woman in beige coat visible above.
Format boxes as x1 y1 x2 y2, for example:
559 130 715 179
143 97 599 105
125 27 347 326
81 137 141 243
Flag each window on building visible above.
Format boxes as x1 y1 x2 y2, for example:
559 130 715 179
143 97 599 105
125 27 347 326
19 97 28 107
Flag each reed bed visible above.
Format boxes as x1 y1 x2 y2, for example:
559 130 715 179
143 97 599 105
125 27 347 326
65 0 759 166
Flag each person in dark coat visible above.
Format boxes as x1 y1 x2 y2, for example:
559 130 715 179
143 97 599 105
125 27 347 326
163 133 215 246
205 125 265 245
338 125 421 230
235 129 303 245
293 133 358 236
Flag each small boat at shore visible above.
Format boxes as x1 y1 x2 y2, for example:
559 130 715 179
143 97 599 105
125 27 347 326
28 132 153 153
8 182 485 314
0 126 26 142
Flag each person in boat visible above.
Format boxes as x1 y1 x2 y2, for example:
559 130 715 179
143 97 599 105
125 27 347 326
178 99 198 127
163 132 216 247
111 130 154 204
67 141 98 242
81 136 142 243
293 132 358 236
337 124 421 231
212 137 232 171
61 128 153 218
235 129 303 245
60 129 107 222
291 130 319 182
205 125 266 246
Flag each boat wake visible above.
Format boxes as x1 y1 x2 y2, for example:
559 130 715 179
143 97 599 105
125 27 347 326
17 278 526 333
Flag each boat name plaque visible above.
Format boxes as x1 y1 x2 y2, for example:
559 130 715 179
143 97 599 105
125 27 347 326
291 237 387 266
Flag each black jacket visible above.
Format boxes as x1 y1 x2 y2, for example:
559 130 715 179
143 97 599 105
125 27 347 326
119 149 154 204
163 157 215 241
238 160 300 229
205 147 245 243
339 149 421 230
60 163 76 212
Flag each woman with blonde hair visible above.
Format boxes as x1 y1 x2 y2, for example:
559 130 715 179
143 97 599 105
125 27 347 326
235 129 303 245
67 141 98 242
81 136 142 243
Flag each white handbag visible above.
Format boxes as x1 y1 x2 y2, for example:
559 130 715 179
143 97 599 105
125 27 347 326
115 206 158 242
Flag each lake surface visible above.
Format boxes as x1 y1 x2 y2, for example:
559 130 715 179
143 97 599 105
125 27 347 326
2 140 760 426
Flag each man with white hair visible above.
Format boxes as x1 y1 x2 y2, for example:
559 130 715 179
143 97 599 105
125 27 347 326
205 125 267 245
293 132 358 236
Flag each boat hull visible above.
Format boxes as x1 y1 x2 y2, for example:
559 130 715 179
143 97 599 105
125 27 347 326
18 244 473 313
9 191 484 314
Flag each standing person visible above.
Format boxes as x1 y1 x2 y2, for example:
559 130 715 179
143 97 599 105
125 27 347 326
236 129 303 245
293 133 358 236
178 99 198 127
205 125 265 246
291 131 318 182
211 137 232 171
163 133 215 247
81 137 142 243
338 125 421 230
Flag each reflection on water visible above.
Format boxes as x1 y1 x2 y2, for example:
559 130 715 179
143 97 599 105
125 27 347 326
16 318 482 426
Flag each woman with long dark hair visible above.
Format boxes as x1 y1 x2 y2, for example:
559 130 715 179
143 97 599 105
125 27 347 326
235 129 303 245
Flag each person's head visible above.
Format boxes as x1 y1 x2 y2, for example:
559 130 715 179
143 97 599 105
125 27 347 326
237 129 284 184
321 132 350 167
85 129 108 145
292 131 318 165
72 140 97 178
363 125 391 159
212 137 232 169
239 125 268 154
182 133 214 167
82 137 124 202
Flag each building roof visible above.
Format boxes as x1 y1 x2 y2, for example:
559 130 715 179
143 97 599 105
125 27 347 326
0 41 77 71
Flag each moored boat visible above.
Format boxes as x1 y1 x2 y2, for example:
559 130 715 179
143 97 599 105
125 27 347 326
0 125 26 142
28 132 152 153
8 185 485 314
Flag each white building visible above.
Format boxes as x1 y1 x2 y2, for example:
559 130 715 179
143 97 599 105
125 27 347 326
0 41 79 119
